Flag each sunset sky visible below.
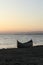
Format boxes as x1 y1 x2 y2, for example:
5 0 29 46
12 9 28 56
0 0 43 33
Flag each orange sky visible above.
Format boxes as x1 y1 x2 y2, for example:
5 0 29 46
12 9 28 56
0 0 43 33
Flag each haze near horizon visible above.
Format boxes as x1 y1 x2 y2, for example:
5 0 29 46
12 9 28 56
0 0 43 33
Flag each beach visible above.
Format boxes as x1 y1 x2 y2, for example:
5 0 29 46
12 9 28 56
0 34 43 65
0 0 43 64
0 46 43 65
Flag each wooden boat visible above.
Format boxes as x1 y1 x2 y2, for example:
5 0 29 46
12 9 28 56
17 39 33 48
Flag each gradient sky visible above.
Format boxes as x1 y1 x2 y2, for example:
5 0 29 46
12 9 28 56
0 0 43 33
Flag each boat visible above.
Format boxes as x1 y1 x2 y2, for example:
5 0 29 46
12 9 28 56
17 39 33 48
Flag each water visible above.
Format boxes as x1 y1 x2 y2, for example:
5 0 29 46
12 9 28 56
0 34 43 48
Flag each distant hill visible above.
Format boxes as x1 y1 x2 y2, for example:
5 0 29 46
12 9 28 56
0 31 43 35
14 31 43 35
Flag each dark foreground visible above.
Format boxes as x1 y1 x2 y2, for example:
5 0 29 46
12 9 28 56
0 46 43 65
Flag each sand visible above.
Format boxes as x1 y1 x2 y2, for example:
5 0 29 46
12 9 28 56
0 46 43 65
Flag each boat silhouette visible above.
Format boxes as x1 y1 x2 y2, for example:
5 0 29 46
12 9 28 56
17 39 33 48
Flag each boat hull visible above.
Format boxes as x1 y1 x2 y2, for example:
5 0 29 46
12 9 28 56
17 40 33 48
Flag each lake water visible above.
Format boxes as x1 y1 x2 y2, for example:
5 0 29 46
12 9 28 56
0 34 43 48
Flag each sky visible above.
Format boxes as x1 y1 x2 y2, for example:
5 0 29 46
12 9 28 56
0 0 43 33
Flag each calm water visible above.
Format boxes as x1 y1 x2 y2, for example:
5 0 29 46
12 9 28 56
0 34 43 48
